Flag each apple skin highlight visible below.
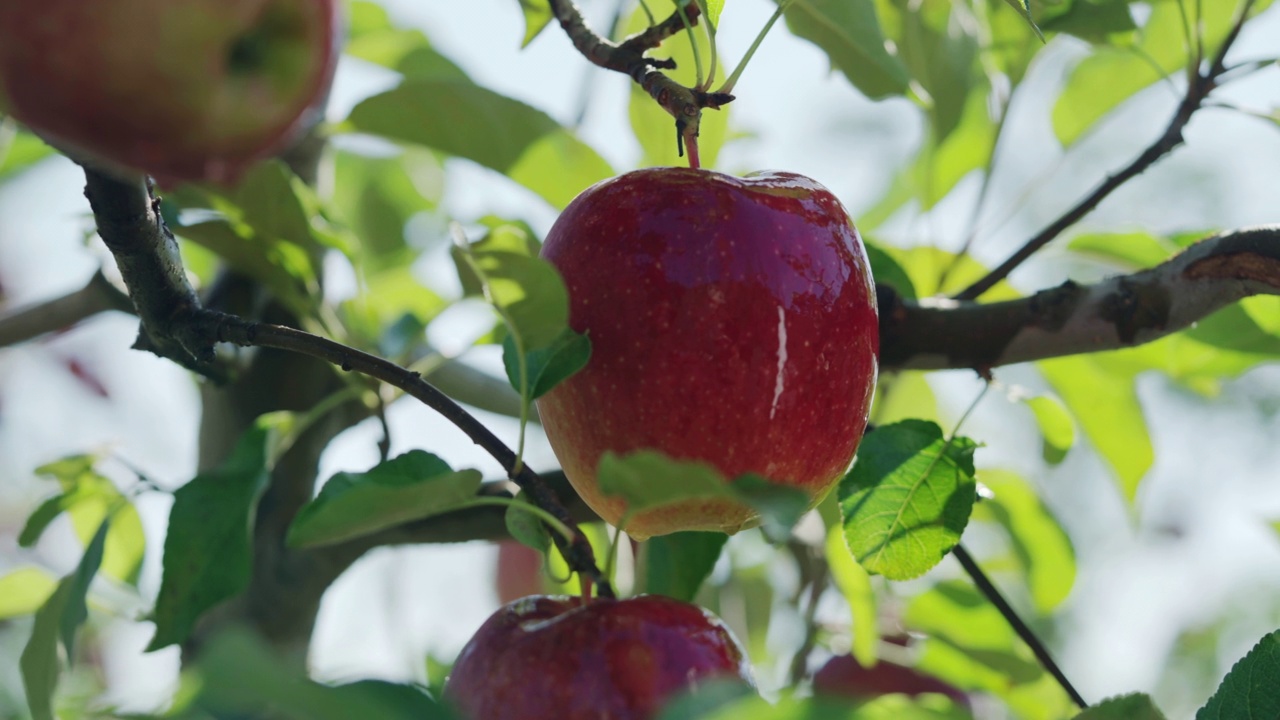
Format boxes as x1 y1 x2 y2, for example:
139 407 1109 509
538 167 879 540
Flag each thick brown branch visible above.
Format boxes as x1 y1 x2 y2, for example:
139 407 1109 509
957 8 1251 301
882 226 1280 371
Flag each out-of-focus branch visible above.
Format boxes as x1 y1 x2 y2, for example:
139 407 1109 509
547 0 732 157
881 226 1280 371
0 270 132 346
957 4 1254 301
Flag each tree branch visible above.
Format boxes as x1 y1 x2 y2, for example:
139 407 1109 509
881 226 1280 371
956 7 1251 301
547 0 732 158
0 270 132 346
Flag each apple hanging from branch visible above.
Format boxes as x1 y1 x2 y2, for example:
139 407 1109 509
0 0 340 184
536 167 879 539
444 594 752 720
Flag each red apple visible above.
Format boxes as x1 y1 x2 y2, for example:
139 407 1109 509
537 168 878 539
444 594 752 720
0 0 340 185
495 540 545 604
813 653 969 707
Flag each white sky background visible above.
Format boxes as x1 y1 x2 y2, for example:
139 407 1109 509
1 1 1280 718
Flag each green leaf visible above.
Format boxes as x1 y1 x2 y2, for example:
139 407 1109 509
1076 693 1168 719
999 0 1044 40
702 0 726 27
728 474 811 543
825 526 879 667
1197 630 1280 720
642 531 728 602
0 567 58 620
347 80 613 209
1040 354 1152 502
656 679 757 720
0 124 55 178
170 217 316 317
197 630 457 720
148 422 276 651
460 249 570 351
1040 1 1137 44
905 87 999 209
331 148 442 272
20 520 109 720
973 470 1075 613
839 420 978 580
884 0 981 143
625 6 730 168
287 451 484 548
1185 303 1280 356
864 240 916 300
1068 231 1176 269
502 327 591 400
661 692 970 719
505 493 552 553
1024 394 1076 464
873 371 939 426
598 451 735 514
779 0 911 100
517 0 554 47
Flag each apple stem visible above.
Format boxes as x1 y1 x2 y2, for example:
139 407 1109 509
682 130 702 169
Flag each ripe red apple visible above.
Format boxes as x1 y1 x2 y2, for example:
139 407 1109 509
813 653 969 707
0 0 340 185
444 594 752 720
537 168 878 539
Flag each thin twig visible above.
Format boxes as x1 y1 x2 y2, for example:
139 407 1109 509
952 544 1087 708
955 6 1253 301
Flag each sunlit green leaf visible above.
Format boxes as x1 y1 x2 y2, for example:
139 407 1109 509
999 0 1043 40
973 470 1075 613
0 124 55 178
642 532 727 602
873 371 938 425
517 0 554 47
502 327 590 400
1067 231 1176 269
332 148 443 271
1185 303 1280 356
1197 630 1280 720
464 249 570 351
840 420 978 580
1075 693 1167 719
148 421 277 651
505 493 552 553
882 0 980 143
825 526 879 666
0 567 58 620
626 6 730 168
288 452 484 548
1040 1 1136 44
598 451 734 514
907 88 999 209
778 0 910 100
729 474 811 543
20 520 109 720
347 80 613 210
1039 354 1152 502
864 240 916 300
1024 394 1075 464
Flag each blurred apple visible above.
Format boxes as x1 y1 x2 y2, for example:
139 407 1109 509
0 0 340 184
813 653 969 707
495 540 544 604
537 167 878 539
444 594 752 720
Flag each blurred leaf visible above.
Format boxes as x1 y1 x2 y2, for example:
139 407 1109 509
505 493 552 553
1000 0 1044 38
1185 303 1280 356
839 420 978 580
517 0 553 46
1196 630 1280 720
453 220 542 297
661 692 970 719
1040 354 1151 502
332 148 442 271
909 582 1049 689
778 0 910 99
642 531 728 601
197 630 456 719
825 526 879 667
728 474 811 543
0 567 58 619
702 0 726 27
1068 231 1175 269
1076 693 1167 719
20 520 109 720
353 266 449 332
1052 1 1273 145
874 371 939 425
148 420 279 651
865 240 917 300
502 327 591 400
907 88 999 209
881 0 981 143
346 1 469 80
458 249 569 350
656 679 757 720
171 218 315 317
1040 1 1136 44
0 125 55 178
288 452 484 548
973 470 1075 613
598 451 734 514
20 457 145 586
347 80 613 209
886 245 1019 300
1024 394 1075 464
626 7 730 168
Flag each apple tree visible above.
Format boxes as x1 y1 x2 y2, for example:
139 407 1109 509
0 0 1279 718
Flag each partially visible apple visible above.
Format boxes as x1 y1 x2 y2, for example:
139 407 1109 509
537 168 878 539
813 653 969 707
0 0 340 184
444 594 752 720
495 540 545 604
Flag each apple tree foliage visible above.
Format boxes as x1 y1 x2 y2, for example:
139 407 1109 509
1 0 1279 718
